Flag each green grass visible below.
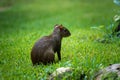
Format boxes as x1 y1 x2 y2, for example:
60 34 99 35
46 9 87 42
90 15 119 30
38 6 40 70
0 0 120 79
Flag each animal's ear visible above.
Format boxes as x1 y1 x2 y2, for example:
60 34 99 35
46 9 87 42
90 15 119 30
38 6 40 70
54 24 59 28
59 26 63 31
54 24 63 31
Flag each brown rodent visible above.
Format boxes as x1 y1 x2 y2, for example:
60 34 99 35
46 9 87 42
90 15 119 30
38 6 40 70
31 24 71 65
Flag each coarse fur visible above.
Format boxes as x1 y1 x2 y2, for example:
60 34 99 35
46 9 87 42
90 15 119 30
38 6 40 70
31 24 71 65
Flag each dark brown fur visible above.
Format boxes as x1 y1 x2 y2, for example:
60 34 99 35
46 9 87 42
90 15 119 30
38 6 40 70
31 24 71 65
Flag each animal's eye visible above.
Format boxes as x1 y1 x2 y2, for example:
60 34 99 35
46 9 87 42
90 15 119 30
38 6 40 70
64 29 67 32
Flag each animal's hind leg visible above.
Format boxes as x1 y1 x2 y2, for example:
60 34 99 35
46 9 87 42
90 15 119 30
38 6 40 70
44 52 55 64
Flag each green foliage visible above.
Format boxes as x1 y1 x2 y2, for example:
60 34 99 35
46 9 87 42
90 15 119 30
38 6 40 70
0 0 120 80
113 0 120 6
91 16 120 43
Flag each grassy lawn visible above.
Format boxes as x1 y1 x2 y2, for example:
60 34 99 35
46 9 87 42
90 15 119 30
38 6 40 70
0 0 120 79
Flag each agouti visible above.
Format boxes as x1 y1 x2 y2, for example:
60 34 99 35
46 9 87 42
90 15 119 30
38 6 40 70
31 24 71 65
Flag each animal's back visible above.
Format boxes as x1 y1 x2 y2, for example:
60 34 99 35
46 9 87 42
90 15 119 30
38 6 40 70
31 36 54 65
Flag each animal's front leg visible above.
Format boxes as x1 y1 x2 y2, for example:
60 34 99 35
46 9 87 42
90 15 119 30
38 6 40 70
57 50 61 61
57 45 61 61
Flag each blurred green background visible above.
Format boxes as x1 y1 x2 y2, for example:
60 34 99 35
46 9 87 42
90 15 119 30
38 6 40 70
0 0 120 80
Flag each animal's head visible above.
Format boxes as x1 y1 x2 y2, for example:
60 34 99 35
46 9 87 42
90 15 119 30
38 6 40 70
54 24 71 37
